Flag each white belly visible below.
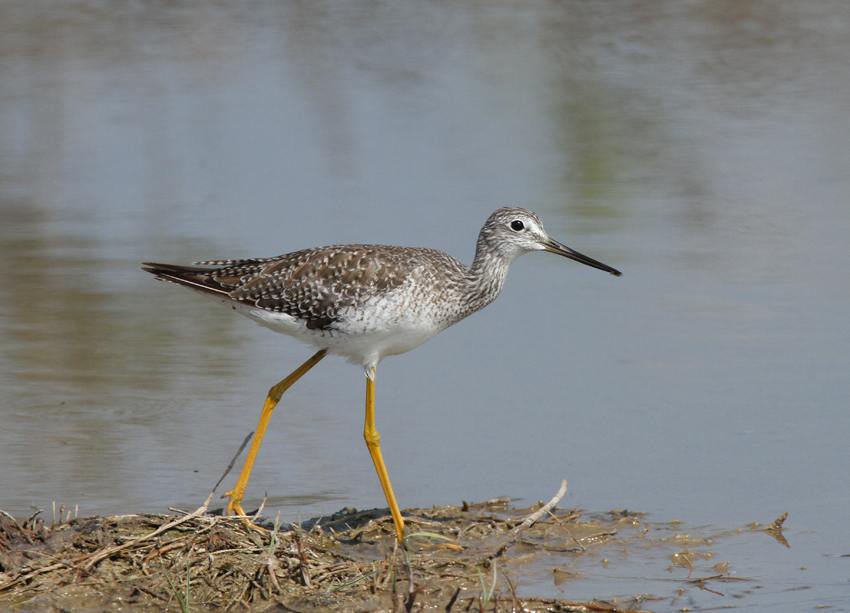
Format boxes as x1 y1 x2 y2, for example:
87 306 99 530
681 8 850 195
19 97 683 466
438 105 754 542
226 294 450 374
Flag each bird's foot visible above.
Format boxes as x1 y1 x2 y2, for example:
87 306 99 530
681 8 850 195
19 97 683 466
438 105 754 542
222 489 246 517
222 491 267 531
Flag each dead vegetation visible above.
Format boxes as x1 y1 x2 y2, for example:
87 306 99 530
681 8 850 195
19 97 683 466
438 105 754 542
0 488 658 613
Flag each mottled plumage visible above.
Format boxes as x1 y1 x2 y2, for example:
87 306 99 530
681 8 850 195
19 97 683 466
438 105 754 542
142 207 621 539
143 208 620 374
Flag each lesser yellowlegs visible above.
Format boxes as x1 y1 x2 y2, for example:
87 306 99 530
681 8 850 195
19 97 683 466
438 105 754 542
142 207 621 540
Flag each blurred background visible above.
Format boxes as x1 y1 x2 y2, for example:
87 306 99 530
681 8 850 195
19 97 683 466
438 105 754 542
0 1 848 609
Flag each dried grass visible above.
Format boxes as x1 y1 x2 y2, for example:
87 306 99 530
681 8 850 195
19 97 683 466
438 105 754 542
0 493 655 613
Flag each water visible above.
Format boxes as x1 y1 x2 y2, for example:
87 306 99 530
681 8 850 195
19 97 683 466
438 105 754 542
1 1 848 609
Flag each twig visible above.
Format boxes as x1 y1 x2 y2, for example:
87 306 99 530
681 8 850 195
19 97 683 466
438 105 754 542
510 480 567 535
0 563 67 592
75 492 214 572
253 494 267 523
0 510 34 545
213 432 253 493
546 509 585 551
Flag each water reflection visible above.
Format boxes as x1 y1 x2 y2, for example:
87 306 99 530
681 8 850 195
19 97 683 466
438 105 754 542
3 205 122 392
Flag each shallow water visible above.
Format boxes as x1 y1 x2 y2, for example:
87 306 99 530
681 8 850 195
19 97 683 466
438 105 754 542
1 1 848 609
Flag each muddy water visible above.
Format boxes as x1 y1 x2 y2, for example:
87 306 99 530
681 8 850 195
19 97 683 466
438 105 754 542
1 2 849 610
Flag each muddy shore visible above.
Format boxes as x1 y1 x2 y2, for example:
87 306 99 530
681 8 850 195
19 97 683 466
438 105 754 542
0 494 786 612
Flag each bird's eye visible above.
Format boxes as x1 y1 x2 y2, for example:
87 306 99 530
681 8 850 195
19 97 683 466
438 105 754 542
510 220 525 231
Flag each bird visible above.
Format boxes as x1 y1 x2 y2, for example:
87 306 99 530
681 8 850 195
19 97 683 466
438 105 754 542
142 207 621 540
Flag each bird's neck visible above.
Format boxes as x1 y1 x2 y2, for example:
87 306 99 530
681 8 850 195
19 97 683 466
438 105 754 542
461 239 514 314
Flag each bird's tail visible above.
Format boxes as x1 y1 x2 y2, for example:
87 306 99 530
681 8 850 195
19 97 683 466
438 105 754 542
141 262 231 296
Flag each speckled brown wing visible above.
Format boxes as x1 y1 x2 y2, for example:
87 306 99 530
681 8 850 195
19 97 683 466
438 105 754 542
189 245 424 330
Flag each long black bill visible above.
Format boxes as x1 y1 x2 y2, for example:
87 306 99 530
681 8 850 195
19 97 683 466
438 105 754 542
542 238 622 277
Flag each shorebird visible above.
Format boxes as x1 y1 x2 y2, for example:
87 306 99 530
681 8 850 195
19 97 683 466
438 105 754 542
143 207 620 540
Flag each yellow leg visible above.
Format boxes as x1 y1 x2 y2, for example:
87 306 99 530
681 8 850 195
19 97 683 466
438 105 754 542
223 349 327 516
364 368 405 540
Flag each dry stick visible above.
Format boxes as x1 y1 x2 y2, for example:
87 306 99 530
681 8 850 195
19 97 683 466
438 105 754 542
0 510 35 545
484 480 569 562
75 492 215 572
252 495 267 522
546 509 585 551
214 432 254 493
0 563 67 593
509 480 567 536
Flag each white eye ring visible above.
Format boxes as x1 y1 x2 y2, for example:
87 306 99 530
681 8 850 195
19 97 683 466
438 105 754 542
510 220 525 232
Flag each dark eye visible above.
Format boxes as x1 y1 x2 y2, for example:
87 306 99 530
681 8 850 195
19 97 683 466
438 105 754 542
510 220 525 231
